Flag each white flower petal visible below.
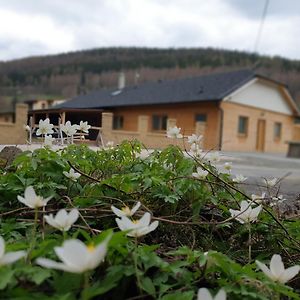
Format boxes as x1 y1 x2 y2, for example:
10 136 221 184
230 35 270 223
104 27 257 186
36 128 42 136
279 265 300 283
147 220 159 233
111 206 124 217
44 215 59 229
138 212 151 227
131 202 141 215
115 218 127 231
256 260 274 280
43 196 52 206
215 289 227 300
36 258 77 272
0 251 26 265
55 209 68 224
0 237 5 258
240 201 249 211
67 209 79 226
197 288 213 300
270 254 285 279
250 205 262 221
55 240 88 270
88 238 110 269
25 186 36 201
17 195 34 208
229 209 239 218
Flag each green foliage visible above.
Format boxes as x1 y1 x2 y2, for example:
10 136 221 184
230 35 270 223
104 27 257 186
0 141 300 299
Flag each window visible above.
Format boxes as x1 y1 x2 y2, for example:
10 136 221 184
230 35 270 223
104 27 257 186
295 117 300 124
238 116 248 135
113 115 124 129
152 115 168 131
195 114 207 122
274 122 282 140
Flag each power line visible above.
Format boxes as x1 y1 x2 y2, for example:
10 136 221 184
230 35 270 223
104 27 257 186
253 0 270 53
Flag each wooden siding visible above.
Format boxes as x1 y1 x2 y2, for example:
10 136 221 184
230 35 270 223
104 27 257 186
221 101 294 153
111 102 222 150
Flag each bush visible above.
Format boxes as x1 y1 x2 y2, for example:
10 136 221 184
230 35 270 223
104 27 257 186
0 140 299 299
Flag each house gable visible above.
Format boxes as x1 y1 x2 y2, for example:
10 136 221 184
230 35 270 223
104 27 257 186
223 78 295 116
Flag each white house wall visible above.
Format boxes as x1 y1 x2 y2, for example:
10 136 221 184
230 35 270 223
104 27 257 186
225 79 293 115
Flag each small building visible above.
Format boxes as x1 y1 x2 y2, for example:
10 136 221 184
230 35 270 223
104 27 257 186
24 98 66 111
32 69 300 153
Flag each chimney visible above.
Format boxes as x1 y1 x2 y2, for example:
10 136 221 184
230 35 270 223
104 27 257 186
134 71 140 86
118 72 125 90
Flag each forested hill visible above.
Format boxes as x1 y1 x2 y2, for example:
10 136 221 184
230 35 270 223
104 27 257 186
1 47 300 111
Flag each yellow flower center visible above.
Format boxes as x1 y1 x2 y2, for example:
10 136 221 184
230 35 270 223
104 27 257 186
132 220 139 224
121 206 131 215
87 244 95 252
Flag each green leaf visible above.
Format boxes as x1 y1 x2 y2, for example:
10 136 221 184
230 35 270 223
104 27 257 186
140 276 156 296
53 273 82 294
161 290 194 300
0 268 14 290
30 267 52 285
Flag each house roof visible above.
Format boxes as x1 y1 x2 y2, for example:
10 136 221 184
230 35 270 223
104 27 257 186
55 69 287 109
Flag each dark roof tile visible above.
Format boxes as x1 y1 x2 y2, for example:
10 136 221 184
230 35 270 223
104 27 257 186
56 69 257 109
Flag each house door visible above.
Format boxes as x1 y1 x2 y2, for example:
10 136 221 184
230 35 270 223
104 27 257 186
256 120 266 152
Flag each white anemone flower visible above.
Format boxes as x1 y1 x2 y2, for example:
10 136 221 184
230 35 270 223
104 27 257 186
207 152 220 163
111 202 141 217
36 118 54 136
223 162 232 172
190 143 203 157
63 168 81 182
44 209 79 232
270 195 286 207
251 192 266 204
79 121 91 133
44 135 55 146
106 141 114 148
197 288 226 300
0 236 26 266
36 236 111 273
17 186 52 209
256 254 300 284
115 212 159 237
166 126 183 139
192 167 209 179
163 163 173 171
232 174 247 183
264 177 278 187
24 125 31 132
229 200 262 224
187 134 202 144
60 121 79 136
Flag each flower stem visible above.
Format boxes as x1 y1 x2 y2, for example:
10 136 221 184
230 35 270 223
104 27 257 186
28 208 39 262
248 224 252 263
67 180 71 196
81 272 90 300
134 237 142 293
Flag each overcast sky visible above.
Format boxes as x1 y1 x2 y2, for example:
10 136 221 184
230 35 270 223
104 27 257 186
0 0 299 61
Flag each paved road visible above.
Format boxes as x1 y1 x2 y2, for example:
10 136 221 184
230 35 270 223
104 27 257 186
218 152 300 200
